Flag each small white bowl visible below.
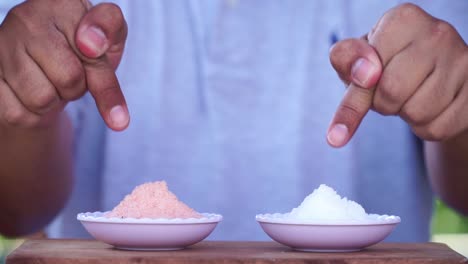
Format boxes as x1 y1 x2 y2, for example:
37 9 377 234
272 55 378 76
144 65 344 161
77 211 222 250
256 213 400 252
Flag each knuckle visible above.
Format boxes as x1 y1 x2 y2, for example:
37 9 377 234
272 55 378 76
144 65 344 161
3 107 27 126
28 89 59 113
400 106 431 126
393 3 425 22
62 84 87 101
8 4 28 20
373 77 402 115
430 20 456 41
55 60 86 100
414 124 448 141
7 3 40 32
65 66 84 89
372 97 397 116
378 77 400 103
2 105 44 128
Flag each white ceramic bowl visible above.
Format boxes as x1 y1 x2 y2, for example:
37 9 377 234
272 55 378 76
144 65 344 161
77 211 222 250
256 213 400 252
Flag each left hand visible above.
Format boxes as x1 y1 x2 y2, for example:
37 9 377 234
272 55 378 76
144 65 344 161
327 3 468 147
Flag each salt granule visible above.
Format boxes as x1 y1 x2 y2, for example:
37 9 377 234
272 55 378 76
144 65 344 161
288 184 368 221
106 181 202 219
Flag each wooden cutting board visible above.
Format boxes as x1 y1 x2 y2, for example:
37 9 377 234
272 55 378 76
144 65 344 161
6 239 468 264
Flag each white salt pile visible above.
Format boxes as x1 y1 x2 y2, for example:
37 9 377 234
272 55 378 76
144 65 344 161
256 184 400 225
287 184 368 221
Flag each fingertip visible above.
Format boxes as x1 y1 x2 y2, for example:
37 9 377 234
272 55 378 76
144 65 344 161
108 105 130 131
327 123 350 148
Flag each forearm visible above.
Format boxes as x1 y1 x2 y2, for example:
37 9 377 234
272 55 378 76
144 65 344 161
424 133 468 215
0 112 74 237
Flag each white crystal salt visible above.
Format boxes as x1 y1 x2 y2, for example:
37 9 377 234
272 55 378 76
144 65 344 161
287 184 368 221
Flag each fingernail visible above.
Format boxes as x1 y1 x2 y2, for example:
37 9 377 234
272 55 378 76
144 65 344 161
351 58 376 88
80 26 108 56
110 105 129 129
327 124 349 147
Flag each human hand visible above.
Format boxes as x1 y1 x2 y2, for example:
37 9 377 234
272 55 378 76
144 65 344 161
328 3 468 147
0 0 129 131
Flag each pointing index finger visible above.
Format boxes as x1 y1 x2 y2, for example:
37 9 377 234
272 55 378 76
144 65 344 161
328 38 382 148
327 83 375 147
75 3 129 131
84 59 129 131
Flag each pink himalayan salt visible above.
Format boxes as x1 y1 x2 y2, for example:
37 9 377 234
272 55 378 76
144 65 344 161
106 181 202 219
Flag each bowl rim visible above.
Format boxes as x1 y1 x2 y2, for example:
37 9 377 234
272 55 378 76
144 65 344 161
77 211 223 225
255 213 401 226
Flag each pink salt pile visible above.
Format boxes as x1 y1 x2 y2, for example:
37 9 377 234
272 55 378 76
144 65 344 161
106 181 202 219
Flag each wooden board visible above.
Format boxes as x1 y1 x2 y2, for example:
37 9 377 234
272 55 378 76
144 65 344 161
6 239 468 264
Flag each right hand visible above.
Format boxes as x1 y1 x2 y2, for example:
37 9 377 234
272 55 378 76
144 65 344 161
0 0 129 131
327 3 468 147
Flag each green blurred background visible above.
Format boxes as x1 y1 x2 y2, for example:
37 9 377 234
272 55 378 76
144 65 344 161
430 199 468 257
1 199 467 263
432 199 468 234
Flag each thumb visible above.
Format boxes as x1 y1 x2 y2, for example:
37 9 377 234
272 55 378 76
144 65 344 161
329 38 381 88
75 3 127 63
74 3 129 131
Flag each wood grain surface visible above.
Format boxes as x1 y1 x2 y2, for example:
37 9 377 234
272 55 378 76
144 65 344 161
6 239 468 264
